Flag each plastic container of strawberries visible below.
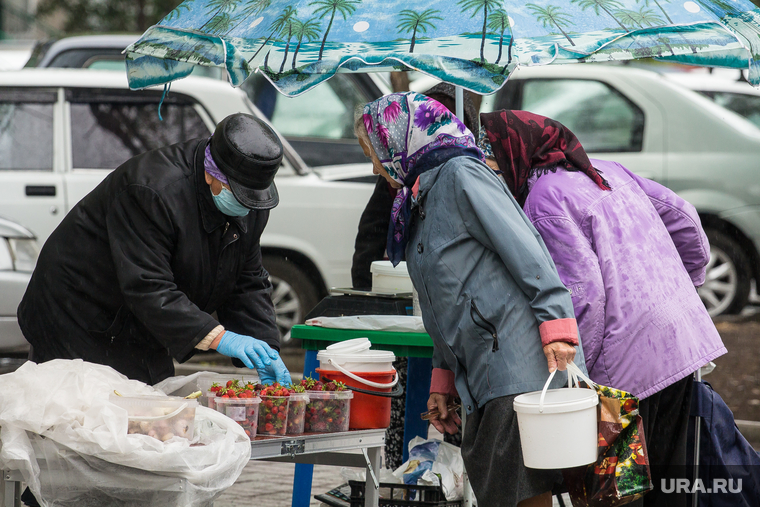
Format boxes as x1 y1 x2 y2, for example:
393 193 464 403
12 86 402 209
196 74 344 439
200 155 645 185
215 397 261 440
197 374 259 409
285 393 310 435
304 390 353 433
258 395 290 436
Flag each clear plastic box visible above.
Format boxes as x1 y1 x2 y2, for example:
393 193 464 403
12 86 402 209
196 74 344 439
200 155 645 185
214 397 261 440
286 393 310 435
304 390 353 433
258 395 290 436
196 374 259 409
110 394 198 441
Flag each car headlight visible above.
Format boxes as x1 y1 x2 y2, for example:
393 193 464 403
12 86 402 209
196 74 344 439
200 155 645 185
8 238 39 272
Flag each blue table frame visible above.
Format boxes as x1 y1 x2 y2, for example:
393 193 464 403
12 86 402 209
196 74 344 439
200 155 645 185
291 349 432 506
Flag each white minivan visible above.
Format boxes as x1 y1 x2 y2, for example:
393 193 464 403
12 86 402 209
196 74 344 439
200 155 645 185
0 68 375 346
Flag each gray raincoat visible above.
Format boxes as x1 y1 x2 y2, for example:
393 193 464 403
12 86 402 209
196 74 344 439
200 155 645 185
405 156 586 414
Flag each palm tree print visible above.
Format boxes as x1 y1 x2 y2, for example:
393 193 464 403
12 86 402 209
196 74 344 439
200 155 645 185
396 9 443 53
271 5 298 73
457 0 502 63
309 0 362 61
617 6 664 28
207 12 235 34
163 2 191 23
636 0 673 23
291 17 321 68
224 0 272 37
200 0 241 31
526 4 576 46
571 0 629 31
487 9 512 64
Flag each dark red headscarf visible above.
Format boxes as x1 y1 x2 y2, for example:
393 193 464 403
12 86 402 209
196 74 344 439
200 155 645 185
480 110 610 204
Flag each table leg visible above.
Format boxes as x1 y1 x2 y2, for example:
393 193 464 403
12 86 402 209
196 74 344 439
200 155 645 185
1 475 20 507
461 410 474 506
291 350 320 507
364 446 382 507
403 357 431 462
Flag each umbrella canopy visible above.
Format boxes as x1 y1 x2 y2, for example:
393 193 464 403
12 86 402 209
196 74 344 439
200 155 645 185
126 0 760 95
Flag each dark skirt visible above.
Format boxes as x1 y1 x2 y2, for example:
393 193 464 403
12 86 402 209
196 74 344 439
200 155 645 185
461 394 562 506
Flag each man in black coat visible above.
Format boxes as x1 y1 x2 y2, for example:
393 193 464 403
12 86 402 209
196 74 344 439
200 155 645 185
18 113 292 386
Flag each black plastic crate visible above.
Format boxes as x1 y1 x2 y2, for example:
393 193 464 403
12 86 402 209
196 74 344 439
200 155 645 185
348 480 462 507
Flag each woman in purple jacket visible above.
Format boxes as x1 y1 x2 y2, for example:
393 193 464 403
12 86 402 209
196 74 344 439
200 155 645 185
480 110 726 507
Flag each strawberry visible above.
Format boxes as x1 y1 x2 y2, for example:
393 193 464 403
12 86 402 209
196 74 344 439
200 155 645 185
226 380 234 388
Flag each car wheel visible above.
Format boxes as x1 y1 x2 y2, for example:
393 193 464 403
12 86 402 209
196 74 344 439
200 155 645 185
263 255 321 345
699 229 751 317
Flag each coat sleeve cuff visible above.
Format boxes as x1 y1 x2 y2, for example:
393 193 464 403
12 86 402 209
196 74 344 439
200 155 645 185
430 368 458 397
539 318 579 347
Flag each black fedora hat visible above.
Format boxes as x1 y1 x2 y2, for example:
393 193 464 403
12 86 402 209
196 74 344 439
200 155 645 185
210 113 283 210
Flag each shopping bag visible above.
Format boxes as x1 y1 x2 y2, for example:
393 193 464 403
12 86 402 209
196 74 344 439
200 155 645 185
563 362 652 507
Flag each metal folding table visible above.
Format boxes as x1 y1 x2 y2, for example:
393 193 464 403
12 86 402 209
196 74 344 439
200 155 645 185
1 429 386 507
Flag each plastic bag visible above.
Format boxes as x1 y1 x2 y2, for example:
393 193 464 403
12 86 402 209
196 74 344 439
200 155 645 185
392 436 464 501
305 315 425 333
0 359 251 507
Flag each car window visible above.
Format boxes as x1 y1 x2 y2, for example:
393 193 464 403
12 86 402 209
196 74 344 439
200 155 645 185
698 90 760 128
67 89 211 169
0 88 56 171
243 73 366 140
497 79 644 153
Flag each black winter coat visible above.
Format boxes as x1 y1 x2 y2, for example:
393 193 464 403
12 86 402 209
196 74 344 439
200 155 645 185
18 139 279 384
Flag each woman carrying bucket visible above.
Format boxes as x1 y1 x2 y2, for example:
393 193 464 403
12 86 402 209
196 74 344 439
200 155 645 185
480 110 727 507
355 92 585 507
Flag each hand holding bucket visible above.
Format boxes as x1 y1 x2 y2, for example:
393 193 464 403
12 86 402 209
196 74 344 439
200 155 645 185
514 362 599 469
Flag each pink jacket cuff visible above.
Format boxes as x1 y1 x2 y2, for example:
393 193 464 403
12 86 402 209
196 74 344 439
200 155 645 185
539 318 579 347
430 368 458 396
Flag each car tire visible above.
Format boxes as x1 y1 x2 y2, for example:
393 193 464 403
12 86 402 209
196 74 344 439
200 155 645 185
699 229 751 317
263 255 321 346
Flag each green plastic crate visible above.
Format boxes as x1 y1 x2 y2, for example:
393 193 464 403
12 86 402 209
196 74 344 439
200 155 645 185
291 325 433 358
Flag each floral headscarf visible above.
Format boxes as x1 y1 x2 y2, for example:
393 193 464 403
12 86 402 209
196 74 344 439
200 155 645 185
480 110 610 205
362 92 483 266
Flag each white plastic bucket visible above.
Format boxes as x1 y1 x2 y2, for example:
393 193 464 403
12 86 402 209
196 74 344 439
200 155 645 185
370 260 413 294
513 363 599 469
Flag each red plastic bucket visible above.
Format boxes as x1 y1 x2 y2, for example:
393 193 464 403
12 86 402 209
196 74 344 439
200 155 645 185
316 368 396 429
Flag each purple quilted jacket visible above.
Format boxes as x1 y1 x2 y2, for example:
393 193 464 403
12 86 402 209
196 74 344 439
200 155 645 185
523 159 726 399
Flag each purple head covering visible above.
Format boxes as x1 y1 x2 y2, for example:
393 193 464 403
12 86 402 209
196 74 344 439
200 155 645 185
204 141 228 184
362 92 483 265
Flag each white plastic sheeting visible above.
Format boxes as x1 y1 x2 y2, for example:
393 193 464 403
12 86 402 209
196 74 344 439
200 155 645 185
0 359 251 507
305 315 425 333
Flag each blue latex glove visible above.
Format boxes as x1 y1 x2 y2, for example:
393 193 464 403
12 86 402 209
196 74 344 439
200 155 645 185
215 331 279 370
259 356 293 386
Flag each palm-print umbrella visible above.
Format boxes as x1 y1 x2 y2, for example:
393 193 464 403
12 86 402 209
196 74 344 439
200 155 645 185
126 0 760 96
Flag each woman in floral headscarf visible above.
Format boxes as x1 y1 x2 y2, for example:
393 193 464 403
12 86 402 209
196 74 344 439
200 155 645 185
356 92 585 507
480 110 726 507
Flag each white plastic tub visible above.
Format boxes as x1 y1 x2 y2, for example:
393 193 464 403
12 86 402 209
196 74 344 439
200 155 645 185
513 366 599 469
370 260 413 293
110 395 198 442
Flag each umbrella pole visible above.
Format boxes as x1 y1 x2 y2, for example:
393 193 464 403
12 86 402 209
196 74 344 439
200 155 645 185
455 86 464 123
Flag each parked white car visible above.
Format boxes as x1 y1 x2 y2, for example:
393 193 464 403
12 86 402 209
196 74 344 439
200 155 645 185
0 69 375 347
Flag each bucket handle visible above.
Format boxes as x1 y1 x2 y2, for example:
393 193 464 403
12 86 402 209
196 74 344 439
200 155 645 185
325 358 399 389
538 362 596 413
321 378 405 398
127 402 188 422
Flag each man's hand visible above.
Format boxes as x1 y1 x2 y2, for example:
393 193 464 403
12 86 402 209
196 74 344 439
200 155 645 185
214 331 279 370
427 393 461 435
259 356 293 386
543 341 577 372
